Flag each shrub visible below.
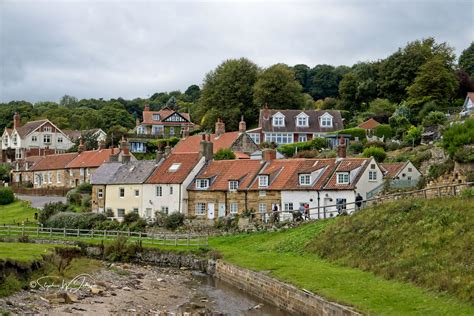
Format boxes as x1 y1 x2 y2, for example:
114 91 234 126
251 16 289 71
317 150 337 158
213 148 236 160
104 236 136 262
81 194 92 209
241 209 256 218
214 216 238 231
67 191 82 205
332 128 366 140
0 187 14 205
45 212 107 229
428 160 455 180
404 126 422 146
373 124 393 139
441 118 474 157
123 212 140 225
44 247 81 275
362 147 387 162
164 212 185 230
294 150 319 158
76 183 92 194
348 142 364 154
453 146 474 163
364 141 386 150
38 202 69 224
105 209 114 217
422 111 447 127
386 141 401 151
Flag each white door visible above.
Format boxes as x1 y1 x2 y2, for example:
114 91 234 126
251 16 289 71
207 203 215 219
218 203 226 217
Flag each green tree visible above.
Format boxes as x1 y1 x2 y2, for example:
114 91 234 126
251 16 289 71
196 58 259 131
404 126 422 147
184 84 201 102
0 164 12 182
307 64 346 100
441 118 474 157
253 63 304 110
292 64 310 91
338 72 358 110
98 102 134 131
407 56 458 105
362 147 386 162
368 98 396 120
59 95 78 108
165 96 179 110
213 148 236 160
422 111 447 127
459 42 474 77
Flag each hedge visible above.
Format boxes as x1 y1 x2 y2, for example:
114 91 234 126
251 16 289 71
0 187 14 205
279 138 328 157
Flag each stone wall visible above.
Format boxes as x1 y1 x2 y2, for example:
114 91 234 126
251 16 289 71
212 260 359 316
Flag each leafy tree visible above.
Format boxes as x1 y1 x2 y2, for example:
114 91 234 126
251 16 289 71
106 125 129 148
456 70 474 99
0 164 11 182
165 96 179 110
441 118 474 157
422 111 447 127
184 84 201 102
314 97 340 110
213 148 236 160
338 72 358 110
459 42 474 77
196 58 259 130
404 126 422 146
253 63 304 110
59 95 78 108
293 64 310 90
407 56 458 105
368 98 396 121
98 102 134 131
307 64 341 100
373 124 394 139
362 147 386 162
378 38 455 102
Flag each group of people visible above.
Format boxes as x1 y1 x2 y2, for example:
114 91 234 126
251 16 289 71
271 203 310 223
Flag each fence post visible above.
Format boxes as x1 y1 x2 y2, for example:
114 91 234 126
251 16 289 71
63 227 66 237
91 229 94 238
104 230 107 239
139 232 142 239
453 186 456 196
323 206 326 219
437 187 441 197
21 226 24 236
37 227 39 237
187 234 189 246
77 228 80 237
423 189 427 199
128 229 131 237
50 227 52 237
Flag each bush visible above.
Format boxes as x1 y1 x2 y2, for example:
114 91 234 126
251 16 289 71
279 138 328 157
460 188 474 199
317 150 337 158
0 187 14 205
81 194 92 209
428 160 455 180
453 146 474 163
441 118 474 157
213 148 236 160
214 216 238 231
104 236 137 262
76 183 92 194
123 212 140 225
422 111 447 127
294 150 318 158
45 212 107 229
373 124 393 139
38 202 69 224
348 142 364 154
362 147 387 162
404 126 422 146
364 141 386 150
332 128 366 141
164 212 185 230
67 191 82 205
386 141 401 152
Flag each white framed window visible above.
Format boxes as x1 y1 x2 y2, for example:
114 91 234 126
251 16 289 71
336 198 347 212
259 203 266 214
145 208 152 217
408 167 412 172
230 202 238 214
137 126 146 134
258 175 269 187
119 188 125 197
284 203 294 212
369 171 377 181
80 168 84 176
170 186 173 195
249 133 260 144
44 126 52 132
196 179 209 189
98 188 104 199
135 189 140 197
320 115 333 127
156 185 162 197
298 134 307 142
296 116 308 127
272 116 284 127
161 206 169 214
152 114 160 120
43 134 51 143
195 203 206 215
371 164 376 169
299 174 311 185
336 172 349 184
31 136 37 142
47 172 52 184
57 136 63 143
264 133 293 144
229 181 238 191
56 171 61 183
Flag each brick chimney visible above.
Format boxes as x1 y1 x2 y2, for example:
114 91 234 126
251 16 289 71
144 103 150 112
13 112 20 129
239 116 246 133
120 137 131 163
135 117 140 127
337 136 346 159
262 148 276 162
109 147 119 162
199 134 213 161
215 118 225 137
181 125 189 138
156 148 164 163
78 138 85 153
262 103 270 120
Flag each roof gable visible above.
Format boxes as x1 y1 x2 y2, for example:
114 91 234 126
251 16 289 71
358 118 380 130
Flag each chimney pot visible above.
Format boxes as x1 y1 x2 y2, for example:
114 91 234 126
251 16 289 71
13 112 21 129
262 148 276 162
239 116 246 133
215 118 225 137
78 138 85 153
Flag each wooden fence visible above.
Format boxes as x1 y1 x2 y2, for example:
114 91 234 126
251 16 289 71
0 226 209 247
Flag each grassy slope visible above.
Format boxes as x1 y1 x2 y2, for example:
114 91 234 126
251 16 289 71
209 218 474 315
0 242 56 262
0 201 38 225
307 197 474 303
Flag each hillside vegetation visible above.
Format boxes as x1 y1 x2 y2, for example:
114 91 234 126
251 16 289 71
307 196 474 302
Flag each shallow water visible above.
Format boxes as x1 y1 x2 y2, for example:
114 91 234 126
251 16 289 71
190 272 290 316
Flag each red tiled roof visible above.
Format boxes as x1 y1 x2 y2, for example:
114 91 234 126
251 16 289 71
31 153 79 171
13 156 45 172
146 153 201 184
66 148 117 169
173 132 241 154
234 152 250 159
380 162 405 178
191 159 263 191
467 92 474 103
358 118 380 130
142 109 192 125
324 158 370 190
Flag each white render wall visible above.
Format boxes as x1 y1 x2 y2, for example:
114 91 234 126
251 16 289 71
354 158 385 199
105 184 146 218
397 161 422 181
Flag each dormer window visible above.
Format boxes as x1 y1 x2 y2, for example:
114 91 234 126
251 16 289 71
196 179 209 189
272 113 285 127
229 180 239 191
296 112 309 127
320 113 333 128
258 175 269 187
336 172 350 184
299 174 311 185
152 114 160 121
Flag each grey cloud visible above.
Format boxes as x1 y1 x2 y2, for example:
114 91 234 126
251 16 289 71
0 0 472 103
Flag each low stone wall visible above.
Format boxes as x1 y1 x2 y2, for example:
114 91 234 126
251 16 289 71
212 260 360 316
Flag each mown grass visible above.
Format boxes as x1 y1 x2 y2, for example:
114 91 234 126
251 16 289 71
0 201 38 225
307 197 474 303
0 242 56 263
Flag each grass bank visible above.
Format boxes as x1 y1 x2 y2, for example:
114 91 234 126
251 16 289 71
0 201 37 225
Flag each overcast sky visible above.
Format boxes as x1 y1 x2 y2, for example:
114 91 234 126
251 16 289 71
0 0 473 103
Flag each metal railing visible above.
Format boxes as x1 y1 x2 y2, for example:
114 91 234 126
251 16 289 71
0 226 208 247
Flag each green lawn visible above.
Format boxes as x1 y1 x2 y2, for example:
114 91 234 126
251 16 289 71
0 201 38 225
208 221 474 316
0 242 56 263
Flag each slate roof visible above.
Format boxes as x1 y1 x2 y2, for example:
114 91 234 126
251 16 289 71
31 153 79 171
66 148 118 169
380 162 405 178
142 108 192 125
358 118 380 130
173 132 241 154
258 109 344 133
146 153 201 184
190 159 263 191
90 162 123 185
323 158 371 190
108 160 157 184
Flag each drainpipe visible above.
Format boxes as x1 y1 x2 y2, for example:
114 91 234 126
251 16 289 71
244 191 248 213
317 191 320 219
178 184 182 214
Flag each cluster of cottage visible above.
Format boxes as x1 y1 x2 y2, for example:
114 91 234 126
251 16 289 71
4 107 421 221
